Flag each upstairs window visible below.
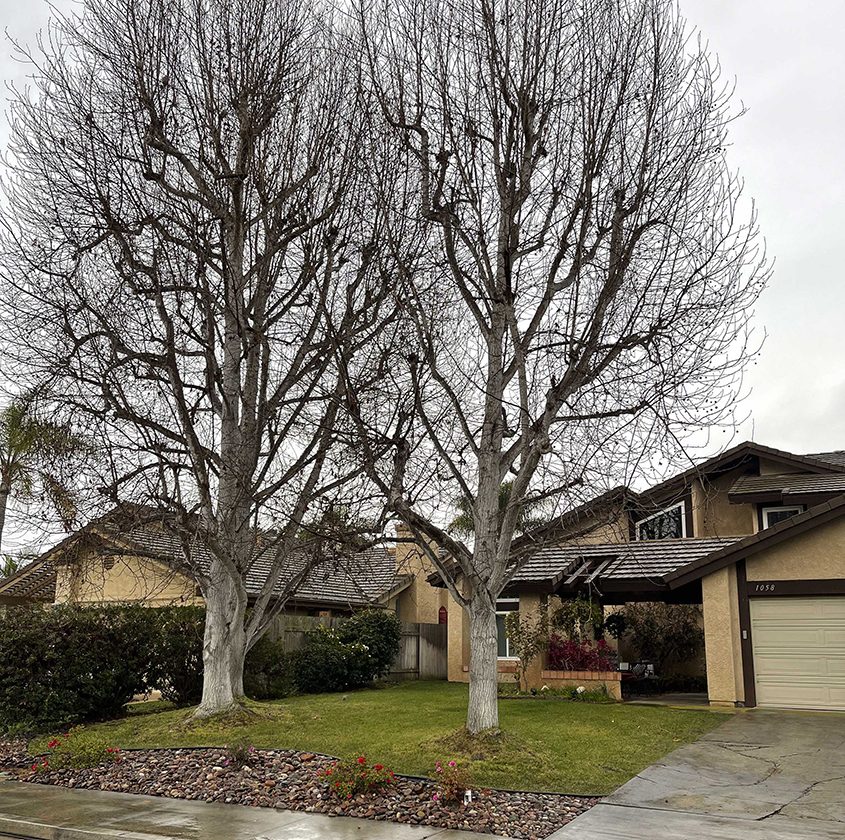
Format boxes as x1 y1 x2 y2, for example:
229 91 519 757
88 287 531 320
761 505 803 529
496 598 519 658
636 502 686 541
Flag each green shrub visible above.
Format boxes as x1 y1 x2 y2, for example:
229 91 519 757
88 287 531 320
38 728 122 770
318 755 395 799
294 626 373 693
147 606 205 705
337 609 402 679
0 605 152 733
244 636 298 700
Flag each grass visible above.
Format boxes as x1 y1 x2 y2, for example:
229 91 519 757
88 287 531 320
45 682 728 795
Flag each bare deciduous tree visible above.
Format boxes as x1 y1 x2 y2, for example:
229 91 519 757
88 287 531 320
349 0 768 732
0 0 392 716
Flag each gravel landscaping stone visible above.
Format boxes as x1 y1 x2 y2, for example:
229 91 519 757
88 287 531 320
0 738 596 839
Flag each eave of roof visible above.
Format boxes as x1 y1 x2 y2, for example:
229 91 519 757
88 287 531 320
665 493 845 589
0 558 57 602
728 472 845 505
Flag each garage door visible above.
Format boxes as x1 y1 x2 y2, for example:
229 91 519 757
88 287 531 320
750 597 845 710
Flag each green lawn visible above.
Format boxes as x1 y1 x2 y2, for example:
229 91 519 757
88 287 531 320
54 682 728 795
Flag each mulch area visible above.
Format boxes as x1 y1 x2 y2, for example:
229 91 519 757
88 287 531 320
0 738 597 839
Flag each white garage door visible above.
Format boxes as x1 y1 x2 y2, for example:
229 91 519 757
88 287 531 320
751 597 845 710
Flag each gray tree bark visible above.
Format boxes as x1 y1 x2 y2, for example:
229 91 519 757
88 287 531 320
466 590 500 733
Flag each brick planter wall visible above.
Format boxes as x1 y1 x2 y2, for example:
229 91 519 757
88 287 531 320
462 663 622 699
539 669 622 700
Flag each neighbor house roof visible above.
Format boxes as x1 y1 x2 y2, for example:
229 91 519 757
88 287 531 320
119 525 408 608
0 511 410 611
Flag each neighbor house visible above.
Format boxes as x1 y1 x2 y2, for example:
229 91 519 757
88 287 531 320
0 506 450 624
436 442 845 710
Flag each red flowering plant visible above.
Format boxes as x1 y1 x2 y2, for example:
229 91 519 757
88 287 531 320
318 755 395 799
547 636 617 671
32 728 123 772
432 759 474 803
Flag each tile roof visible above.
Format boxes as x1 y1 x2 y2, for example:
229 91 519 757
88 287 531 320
0 559 56 602
805 451 845 468
730 473 845 497
108 525 406 608
511 537 741 588
0 517 407 610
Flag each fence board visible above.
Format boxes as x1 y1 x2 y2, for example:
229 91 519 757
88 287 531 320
260 614 447 680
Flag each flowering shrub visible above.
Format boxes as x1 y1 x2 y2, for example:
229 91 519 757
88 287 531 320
224 740 257 768
432 758 474 803
318 755 395 799
33 729 122 771
547 636 617 671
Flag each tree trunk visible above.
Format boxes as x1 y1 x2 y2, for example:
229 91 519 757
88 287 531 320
194 565 247 718
466 590 500 734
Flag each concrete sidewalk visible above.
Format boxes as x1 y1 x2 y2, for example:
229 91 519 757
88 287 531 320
0 780 506 840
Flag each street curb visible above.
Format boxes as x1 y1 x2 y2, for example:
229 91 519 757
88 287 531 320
0 814 164 840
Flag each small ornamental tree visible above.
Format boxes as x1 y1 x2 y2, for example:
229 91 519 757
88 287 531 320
622 602 704 673
504 600 549 691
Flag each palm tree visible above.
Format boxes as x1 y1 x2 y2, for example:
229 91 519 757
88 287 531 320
0 554 24 579
0 396 84 552
448 481 549 538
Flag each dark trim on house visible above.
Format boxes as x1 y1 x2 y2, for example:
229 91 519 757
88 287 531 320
684 494 695 539
745 578 845 597
736 560 756 708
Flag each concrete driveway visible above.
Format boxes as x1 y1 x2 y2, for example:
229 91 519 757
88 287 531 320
549 710 845 839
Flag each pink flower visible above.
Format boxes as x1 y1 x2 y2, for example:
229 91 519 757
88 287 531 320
432 793 440 801
448 760 457 768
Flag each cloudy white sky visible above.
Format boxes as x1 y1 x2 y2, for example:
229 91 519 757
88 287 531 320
0 0 842 550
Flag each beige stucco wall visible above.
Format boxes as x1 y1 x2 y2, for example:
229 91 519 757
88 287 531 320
54 546 199 606
746 517 845 581
758 457 806 475
447 579 470 682
393 528 450 624
692 470 756 538
563 512 630 545
701 565 744 705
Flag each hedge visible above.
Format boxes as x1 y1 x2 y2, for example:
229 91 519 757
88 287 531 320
0 605 402 732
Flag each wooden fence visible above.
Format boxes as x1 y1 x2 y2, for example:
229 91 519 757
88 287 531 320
263 614 448 680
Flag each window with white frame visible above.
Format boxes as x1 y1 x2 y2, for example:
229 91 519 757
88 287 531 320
761 505 804 529
496 598 519 658
635 502 686 541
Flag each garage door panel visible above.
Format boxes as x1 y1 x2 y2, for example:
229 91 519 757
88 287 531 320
753 654 828 677
750 596 845 712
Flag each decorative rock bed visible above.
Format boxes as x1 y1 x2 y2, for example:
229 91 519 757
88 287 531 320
0 739 597 839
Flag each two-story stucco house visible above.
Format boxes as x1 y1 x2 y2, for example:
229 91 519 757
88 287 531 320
436 442 845 710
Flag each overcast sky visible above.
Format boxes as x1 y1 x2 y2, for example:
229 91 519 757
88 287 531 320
0 0 841 545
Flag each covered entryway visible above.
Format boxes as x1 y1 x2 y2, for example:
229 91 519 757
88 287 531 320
750 596 845 710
